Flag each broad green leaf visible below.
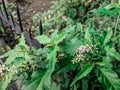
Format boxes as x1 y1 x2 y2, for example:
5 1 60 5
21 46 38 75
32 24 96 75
0 34 26 90
99 68 120 90
22 70 46 90
47 45 59 72
23 78 41 90
11 57 24 68
53 30 68 45
37 46 59 90
35 35 51 44
0 49 24 65
0 34 26 65
105 46 120 61
103 28 113 45
50 30 58 39
0 50 14 59
96 57 112 68
70 63 93 86
37 72 51 90
61 37 82 55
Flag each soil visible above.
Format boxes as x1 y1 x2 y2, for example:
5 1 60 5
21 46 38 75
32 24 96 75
9 0 52 30
20 0 52 29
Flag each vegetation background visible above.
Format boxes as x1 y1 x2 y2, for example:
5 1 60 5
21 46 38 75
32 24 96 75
0 0 120 90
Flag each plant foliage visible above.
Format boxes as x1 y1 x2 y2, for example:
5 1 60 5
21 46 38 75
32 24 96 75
0 0 120 90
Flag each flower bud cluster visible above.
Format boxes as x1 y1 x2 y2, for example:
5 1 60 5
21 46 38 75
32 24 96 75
0 65 10 80
0 66 9 76
72 45 92 64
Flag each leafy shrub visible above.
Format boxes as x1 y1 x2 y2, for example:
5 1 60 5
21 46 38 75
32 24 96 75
0 0 120 90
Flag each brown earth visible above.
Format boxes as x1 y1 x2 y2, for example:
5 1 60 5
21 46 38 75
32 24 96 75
9 0 52 30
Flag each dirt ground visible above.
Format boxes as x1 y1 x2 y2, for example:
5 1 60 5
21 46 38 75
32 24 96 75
9 0 52 30
20 0 52 27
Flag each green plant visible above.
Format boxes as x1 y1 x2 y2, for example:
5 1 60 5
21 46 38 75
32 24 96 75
0 0 120 90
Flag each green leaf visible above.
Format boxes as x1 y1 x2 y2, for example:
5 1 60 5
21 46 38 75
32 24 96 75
0 34 27 65
50 30 58 39
47 45 59 72
11 57 24 67
103 28 113 45
0 73 14 90
70 63 93 86
61 37 82 55
37 46 59 90
23 78 41 90
53 30 68 45
105 3 120 10
82 78 88 90
22 70 46 90
19 34 26 46
56 64 77 75
99 68 120 90
35 35 51 44
0 49 24 65
36 72 51 90
84 28 92 44
96 57 112 68
0 50 14 59
105 46 120 61
51 82 60 90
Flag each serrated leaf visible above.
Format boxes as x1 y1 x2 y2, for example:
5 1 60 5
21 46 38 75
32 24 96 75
99 68 120 90
70 63 93 86
35 35 51 44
